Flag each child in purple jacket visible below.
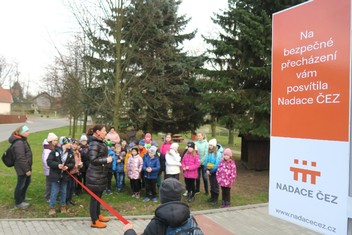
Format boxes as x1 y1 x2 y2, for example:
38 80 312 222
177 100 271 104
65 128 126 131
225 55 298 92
181 142 200 202
216 148 237 208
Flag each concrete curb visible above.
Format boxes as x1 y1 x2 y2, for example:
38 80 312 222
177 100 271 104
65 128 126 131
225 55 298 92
0 203 268 221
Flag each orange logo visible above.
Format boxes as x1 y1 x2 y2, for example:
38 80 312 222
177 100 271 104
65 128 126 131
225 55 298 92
289 159 321 184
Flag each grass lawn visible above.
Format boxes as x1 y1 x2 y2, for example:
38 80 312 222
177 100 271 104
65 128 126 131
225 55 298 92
0 126 268 218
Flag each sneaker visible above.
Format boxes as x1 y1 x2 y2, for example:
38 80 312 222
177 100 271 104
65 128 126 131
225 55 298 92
187 197 195 203
69 200 76 206
195 191 200 195
60 205 68 213
152 198 158 203
15 202 29 209
183 191 188 197
210 200 218 206
48 207 56 216
135 193 140 199
91 220 107 228
98 214 110 222
106 189 113 195
143 197 150 202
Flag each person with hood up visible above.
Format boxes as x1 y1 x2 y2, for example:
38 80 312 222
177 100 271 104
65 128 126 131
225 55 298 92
123 178 192 235
165 143 182 180
10 125 33 209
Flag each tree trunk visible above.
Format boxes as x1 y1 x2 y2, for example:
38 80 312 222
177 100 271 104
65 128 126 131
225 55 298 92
113 0 123 130
82 109 88 134
211 122 216 138
228 129 235 144
69 115 72 136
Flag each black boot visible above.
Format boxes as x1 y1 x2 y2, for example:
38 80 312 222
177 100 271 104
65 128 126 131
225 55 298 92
210 193 218 205
207 192 215 203
221 200 226 208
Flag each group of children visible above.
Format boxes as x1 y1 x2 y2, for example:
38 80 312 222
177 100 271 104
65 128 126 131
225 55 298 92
41 129 237 216
41 133 88 215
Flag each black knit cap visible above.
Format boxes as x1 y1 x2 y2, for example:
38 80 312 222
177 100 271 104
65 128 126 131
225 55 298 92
187 141 195 149
159 178 184 204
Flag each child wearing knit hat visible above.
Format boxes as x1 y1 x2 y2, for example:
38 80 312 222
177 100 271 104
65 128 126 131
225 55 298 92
142 146 160 202
182 142 200 203
165 142 182 180
216 148 237 208
204 138 222 205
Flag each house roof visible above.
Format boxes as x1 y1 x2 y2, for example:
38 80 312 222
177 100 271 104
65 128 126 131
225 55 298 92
0 87 13 103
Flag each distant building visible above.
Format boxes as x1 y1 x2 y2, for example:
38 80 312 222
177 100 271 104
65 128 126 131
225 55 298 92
0 87 13 114
31 92 52 111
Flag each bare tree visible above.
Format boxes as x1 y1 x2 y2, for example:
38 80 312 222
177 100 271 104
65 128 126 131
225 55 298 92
0 55 20 88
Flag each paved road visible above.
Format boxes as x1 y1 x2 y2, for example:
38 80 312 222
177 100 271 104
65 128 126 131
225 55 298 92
0 203 321 235
0 118 69 142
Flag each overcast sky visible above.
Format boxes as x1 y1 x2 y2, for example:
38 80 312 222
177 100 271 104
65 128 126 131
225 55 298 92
0 0 228 95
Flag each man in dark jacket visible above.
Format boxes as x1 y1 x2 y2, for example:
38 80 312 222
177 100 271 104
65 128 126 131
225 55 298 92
10 125 33 209
123 177 190 235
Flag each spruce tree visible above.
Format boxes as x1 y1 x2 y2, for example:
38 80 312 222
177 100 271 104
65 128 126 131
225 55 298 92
201 0 307 138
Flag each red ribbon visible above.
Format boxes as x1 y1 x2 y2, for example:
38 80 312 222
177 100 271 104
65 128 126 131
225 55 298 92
66 170 129 225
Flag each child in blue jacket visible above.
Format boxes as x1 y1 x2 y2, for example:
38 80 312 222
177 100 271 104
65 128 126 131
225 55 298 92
204 138 222 205
112 144 125 193
142 146 160 202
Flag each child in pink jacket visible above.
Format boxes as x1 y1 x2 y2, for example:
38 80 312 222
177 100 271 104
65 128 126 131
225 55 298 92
182 142 200 202
216 148 237 208
127 146 143 198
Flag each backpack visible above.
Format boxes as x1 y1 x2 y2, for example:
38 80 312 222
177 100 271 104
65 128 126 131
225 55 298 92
2 139 21 167
165 214 204 235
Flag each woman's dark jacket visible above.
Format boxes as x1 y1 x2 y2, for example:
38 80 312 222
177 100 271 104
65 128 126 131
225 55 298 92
47 146 75 182
86 136 109 192
9 135 33 176
124 201 190 235
79 144 89 173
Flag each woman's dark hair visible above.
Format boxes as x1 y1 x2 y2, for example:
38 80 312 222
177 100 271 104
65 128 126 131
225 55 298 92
92 124 106 133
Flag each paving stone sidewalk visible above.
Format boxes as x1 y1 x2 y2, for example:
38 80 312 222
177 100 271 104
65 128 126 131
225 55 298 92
0 203 321 235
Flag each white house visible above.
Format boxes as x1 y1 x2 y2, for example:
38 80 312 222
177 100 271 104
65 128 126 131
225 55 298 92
0 87 13 114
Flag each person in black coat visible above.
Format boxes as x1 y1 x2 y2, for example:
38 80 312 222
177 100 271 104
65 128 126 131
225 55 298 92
86 125 113 228
123 178 191 235
9 125 33 209
47 136 75 216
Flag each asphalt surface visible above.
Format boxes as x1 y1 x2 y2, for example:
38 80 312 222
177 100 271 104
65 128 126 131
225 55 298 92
0 117 69 142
